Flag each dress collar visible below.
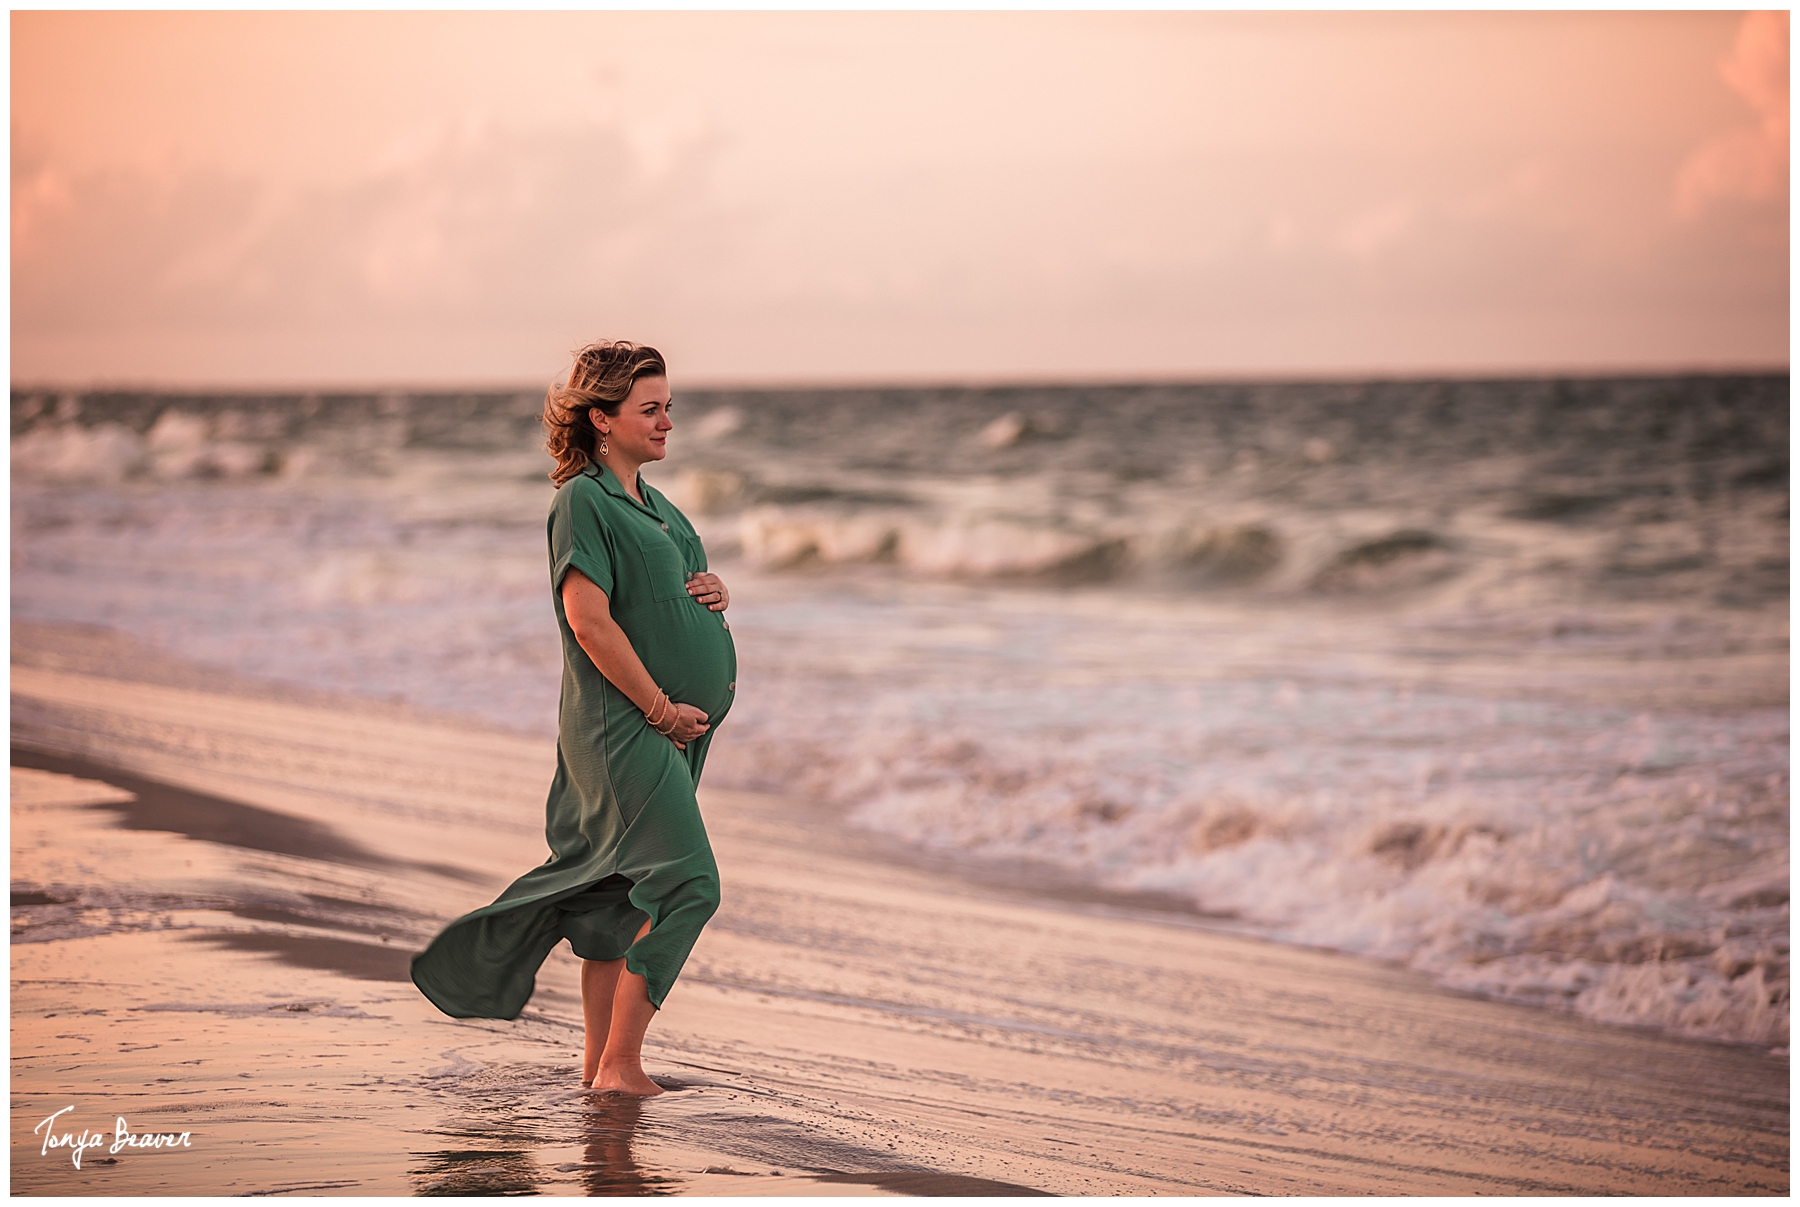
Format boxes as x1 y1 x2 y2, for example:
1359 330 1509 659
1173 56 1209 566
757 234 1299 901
586 463 662 518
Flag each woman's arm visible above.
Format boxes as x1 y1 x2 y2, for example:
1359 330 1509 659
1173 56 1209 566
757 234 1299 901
561 568 710 749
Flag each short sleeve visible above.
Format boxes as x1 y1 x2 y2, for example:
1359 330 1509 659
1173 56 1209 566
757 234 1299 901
551 479 616 596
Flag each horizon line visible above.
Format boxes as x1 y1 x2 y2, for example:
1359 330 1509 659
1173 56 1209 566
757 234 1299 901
11 361 1789 397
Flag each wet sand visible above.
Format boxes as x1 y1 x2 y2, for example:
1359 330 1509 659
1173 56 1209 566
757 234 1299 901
11 624 1788 1195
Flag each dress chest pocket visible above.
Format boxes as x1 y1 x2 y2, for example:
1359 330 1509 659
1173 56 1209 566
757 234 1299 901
631 532 690 602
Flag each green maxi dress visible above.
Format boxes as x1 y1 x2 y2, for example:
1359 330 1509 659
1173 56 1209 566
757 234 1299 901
410 463 736 1017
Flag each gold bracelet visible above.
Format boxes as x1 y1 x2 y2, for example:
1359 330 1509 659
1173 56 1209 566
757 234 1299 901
645 693 668 727
657 703 681 735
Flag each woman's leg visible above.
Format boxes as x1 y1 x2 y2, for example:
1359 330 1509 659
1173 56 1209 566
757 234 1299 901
586 917 661 1095
580 955 626 1086
591 959 663 1097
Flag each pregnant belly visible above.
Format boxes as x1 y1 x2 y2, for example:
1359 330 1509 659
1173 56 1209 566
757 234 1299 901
626 607 737 722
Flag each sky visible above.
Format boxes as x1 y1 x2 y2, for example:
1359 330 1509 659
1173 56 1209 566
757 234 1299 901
10 10 1790 388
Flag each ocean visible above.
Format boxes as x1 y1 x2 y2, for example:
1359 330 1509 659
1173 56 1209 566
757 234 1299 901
11 373 1789 1048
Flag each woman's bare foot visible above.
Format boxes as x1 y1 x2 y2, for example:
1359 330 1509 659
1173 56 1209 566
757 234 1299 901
589 1059 664 1097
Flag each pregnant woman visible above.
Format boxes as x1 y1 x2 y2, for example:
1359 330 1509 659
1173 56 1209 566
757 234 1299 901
411 341 735 1097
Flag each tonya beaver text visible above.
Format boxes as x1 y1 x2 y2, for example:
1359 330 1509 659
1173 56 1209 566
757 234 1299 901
33 1106 192 1169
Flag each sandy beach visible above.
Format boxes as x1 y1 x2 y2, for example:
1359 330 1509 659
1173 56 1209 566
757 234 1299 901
10 621 1787 1196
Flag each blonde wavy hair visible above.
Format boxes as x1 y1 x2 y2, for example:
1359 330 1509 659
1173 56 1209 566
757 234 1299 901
542 341 668 486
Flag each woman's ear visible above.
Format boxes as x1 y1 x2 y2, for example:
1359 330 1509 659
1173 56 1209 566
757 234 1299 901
590 409 608 434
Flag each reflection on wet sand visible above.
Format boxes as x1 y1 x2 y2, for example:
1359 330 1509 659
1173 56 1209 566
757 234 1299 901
571 1096 668 1196
411 1147 543 1197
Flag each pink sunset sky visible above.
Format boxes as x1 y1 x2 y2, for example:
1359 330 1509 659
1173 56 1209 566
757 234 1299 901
11 10 1789 388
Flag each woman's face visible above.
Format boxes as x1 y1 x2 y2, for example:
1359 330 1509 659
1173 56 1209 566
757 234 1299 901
594 375 673 464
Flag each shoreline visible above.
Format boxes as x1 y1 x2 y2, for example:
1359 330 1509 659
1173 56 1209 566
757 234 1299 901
20 617 1783 1056
11 628 1790 1195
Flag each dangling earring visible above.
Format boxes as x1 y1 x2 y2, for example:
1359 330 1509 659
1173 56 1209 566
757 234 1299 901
597 435 609 456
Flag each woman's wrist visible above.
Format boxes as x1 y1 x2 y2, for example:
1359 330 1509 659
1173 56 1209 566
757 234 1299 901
646 690 683 735
653 695 681 735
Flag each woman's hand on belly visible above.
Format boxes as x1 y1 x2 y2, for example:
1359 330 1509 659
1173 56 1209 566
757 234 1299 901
666 703 710 751
685 572 730 611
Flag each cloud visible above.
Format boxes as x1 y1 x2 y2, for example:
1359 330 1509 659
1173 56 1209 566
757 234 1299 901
1675 11 1789 217
12 114 728 378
